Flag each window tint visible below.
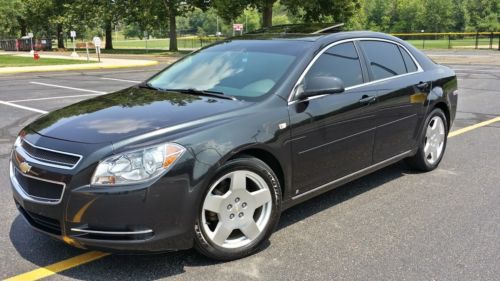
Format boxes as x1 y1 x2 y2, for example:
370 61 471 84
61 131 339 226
306 42 363 88
399 46 418 72
360 41 407 80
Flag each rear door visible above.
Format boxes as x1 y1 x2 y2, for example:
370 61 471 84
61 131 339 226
358 40 429 163
288 42 378 196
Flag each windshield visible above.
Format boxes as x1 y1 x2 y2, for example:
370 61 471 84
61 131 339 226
147 40 306 100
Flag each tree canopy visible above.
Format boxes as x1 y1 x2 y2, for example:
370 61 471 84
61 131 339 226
0 0 498 50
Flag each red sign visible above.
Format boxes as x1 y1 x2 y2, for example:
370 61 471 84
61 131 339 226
233 24 244 31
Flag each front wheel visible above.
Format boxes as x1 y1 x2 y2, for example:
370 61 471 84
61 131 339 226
194 156 281 260
406 108 448 171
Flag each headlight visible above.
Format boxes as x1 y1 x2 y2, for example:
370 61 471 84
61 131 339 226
91 143 186 186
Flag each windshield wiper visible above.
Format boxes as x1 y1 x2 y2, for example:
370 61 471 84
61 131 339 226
166 88 237 101
138 82 165 91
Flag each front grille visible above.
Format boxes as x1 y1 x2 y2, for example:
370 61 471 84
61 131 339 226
17 205 62 235
20 139 81 168
14 168 65 203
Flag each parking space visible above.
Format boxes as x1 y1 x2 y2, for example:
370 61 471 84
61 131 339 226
0 63 499 280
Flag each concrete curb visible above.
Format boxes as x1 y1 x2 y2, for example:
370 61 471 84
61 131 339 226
0 60 159 74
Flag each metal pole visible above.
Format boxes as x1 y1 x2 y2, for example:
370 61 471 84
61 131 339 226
85 42 89 62
216 16 219 36
97 47 100 62
448 34 451 49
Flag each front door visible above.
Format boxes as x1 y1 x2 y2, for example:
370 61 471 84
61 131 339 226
288 42 378 196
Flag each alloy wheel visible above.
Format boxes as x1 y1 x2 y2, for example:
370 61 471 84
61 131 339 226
424 116 445 165
201 170 273 249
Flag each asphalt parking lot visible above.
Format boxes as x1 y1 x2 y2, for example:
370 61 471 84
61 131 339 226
0 61 499 281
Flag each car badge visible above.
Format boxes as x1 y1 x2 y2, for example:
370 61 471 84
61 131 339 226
19 162 32 174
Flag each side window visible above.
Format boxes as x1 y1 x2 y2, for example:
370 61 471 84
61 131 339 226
360 41 407 80
399 46 418 73
305 42 364 88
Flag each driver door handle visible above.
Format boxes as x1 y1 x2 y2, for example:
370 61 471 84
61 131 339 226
359 95 376 104
416 81 429 90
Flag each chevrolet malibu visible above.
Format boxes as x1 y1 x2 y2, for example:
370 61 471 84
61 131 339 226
10 31 457 260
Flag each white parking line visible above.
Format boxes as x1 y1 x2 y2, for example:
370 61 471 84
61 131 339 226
0 100 48 114
100 77 141 83
30 82 107 94
8 93 103 103
453 69 500 73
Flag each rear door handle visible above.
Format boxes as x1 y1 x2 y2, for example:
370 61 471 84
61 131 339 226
416 81 429 90
359 95 376 104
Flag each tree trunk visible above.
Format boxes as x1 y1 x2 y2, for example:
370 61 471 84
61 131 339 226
57 24 64 49
168 8 177 51
262 0 274 28
105 20 113 50
19 20 27 38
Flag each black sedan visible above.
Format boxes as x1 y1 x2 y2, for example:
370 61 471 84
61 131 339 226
10 31 457 260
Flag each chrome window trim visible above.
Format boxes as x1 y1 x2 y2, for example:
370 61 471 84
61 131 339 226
287 37 424 104
9 161 66 205
18 138 83 170
71 227 153 235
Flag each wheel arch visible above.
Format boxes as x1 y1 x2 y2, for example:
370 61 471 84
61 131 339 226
433 101 451 131
228 148 285 197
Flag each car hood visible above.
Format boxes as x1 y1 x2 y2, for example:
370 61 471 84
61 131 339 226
28 87 246 144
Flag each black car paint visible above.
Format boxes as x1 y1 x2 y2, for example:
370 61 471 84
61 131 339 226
10 31 457 252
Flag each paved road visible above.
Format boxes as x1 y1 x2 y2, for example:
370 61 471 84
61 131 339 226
0 62 499 281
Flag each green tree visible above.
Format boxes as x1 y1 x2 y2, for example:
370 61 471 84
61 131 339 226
281 0 361 24
466 0 499 31
0 0 24 37
422 0 454 32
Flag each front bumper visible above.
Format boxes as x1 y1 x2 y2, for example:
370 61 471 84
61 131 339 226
9 136 200 253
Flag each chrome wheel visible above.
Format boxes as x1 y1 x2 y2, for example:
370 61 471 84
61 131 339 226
424 116 445 165
201 170 273 249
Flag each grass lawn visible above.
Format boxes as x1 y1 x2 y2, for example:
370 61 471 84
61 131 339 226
405 38 494 49
0 55 96 67
112 37 221 49
77 48 191 56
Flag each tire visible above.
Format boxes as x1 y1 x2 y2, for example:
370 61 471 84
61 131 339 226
405 108 448 171
194 156 281 261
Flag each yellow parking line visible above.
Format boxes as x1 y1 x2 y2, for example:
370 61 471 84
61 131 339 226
449 116 500 138
4 251 110 281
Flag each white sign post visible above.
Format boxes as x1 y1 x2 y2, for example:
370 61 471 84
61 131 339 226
93 36 101 62
28 32 34 55
70 30 79 57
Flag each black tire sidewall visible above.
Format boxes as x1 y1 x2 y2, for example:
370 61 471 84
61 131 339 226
194 156 281 261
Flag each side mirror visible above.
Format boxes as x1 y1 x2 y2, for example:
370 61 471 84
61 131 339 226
296 76 345 100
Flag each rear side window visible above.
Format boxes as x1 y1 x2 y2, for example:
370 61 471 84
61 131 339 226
360 41 407 80
306 42 364 88
399 46 418 73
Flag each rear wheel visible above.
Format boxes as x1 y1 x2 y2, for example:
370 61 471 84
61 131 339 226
406 108 448 171
194 156 281 260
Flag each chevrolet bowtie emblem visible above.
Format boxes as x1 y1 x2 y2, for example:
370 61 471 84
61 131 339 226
19 162 32 174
